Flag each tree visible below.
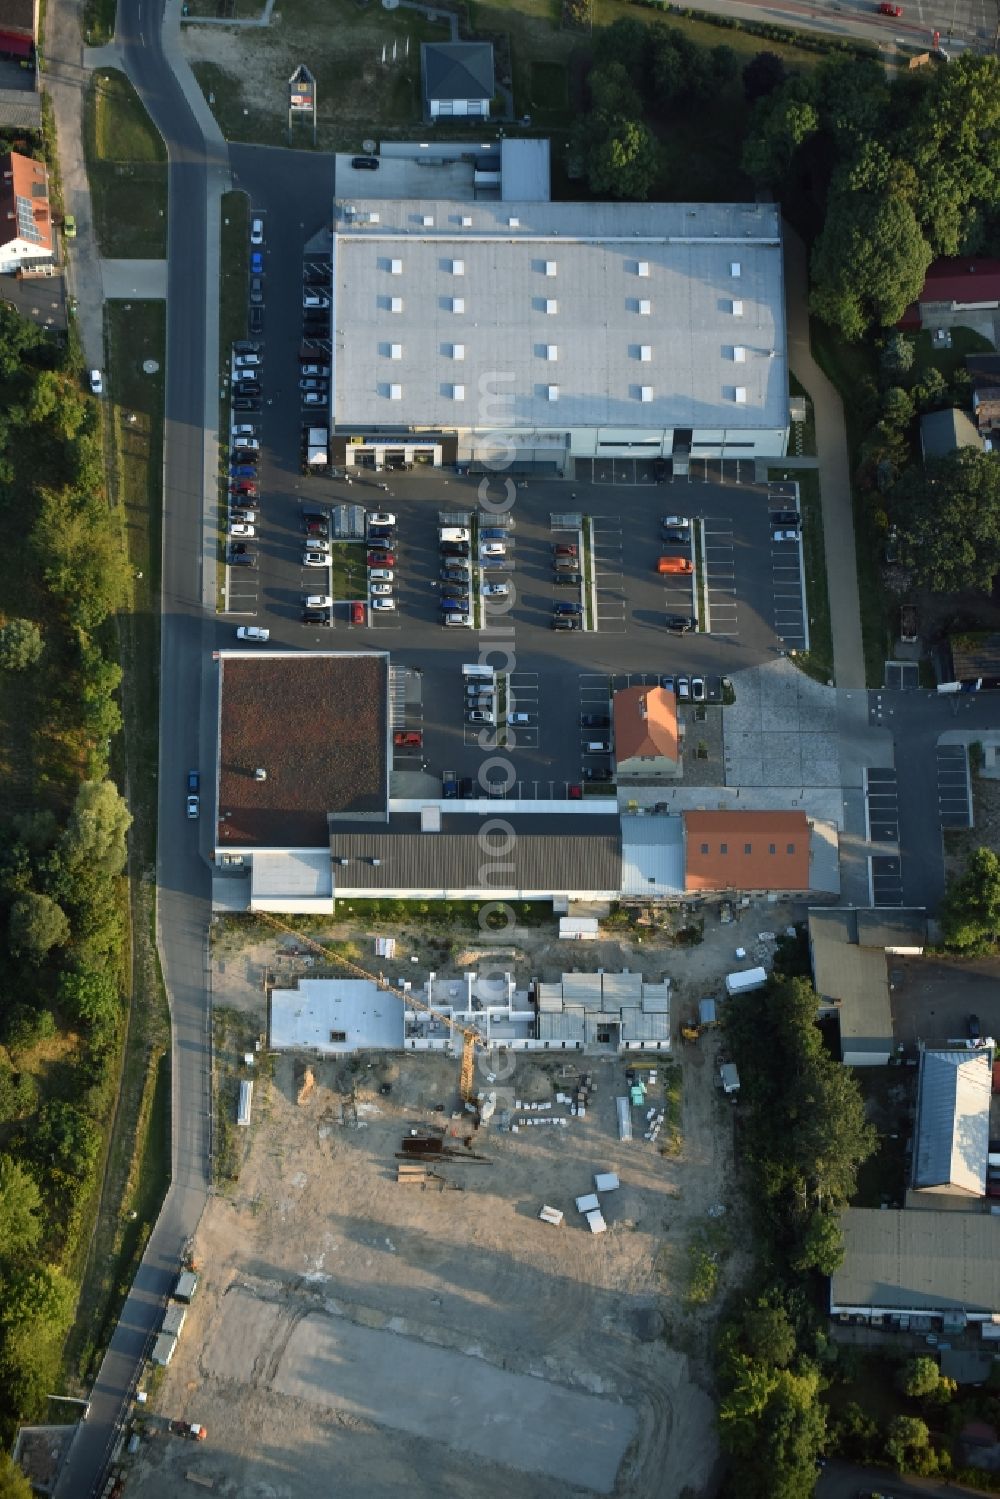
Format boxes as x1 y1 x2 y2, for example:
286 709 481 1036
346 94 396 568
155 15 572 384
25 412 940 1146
885 1413 938 1474
31 1100 99 1180
743 50 787 102
580 114 659 199
881 386 915 427
881 333 915 378
720 1360 827 1498
741 1302 796 1368
904 54 1000 255
600 19 651 93
0 1157 42 1258
60 778 131 876
8 892 70 964
588 61 642 119
894 450 1000 594
742 86 819 185
0 1454 34 1499
0 619 42 671
897 1354 955 1405
57 967 119 1030
940 846 1000 952
790 1209 844 1275
832 1400 878 1462
811 192 932 341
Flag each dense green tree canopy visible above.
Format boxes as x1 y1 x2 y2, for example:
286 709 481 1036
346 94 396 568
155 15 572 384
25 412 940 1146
940 846 1000 952
893 449 1000 594
0 1158 42 1259
810 193 931 341
8 892 70 964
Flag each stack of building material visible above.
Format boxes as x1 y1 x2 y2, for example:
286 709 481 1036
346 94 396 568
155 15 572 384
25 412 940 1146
575 1192 600 1215
539 1205 564 1226
586 1210 607 1234
616 1097 632 1141
594 1172 620 1193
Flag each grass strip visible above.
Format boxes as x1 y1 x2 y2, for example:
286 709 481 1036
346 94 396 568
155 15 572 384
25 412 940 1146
84 70 167 258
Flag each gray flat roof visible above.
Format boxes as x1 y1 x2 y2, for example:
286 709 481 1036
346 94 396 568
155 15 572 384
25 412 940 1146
329 813 621 894
831 1207 1000 1314
330 199 786 431
270 978 405 1053
855 908 926 949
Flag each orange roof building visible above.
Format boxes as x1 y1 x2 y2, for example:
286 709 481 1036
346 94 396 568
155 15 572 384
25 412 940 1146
0 151 51 274
613 685 681 780
683 809 810 893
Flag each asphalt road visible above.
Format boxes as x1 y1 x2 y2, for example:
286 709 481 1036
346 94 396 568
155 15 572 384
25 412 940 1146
53 0 217 1492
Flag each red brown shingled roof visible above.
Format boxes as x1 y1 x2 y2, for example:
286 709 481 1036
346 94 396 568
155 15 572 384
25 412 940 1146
684 809 809 892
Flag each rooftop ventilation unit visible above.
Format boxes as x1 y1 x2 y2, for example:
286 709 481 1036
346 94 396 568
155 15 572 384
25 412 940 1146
452 383 465 401
732 299 744 316
638 299 651 316
545 260 557 277
733 346 746 363
389 383 402 400
547 385 559 401
390 259 402 275
452 258 464 275
546 345 558 361
731 261 741 277
734 386 747 403
422 214 434 227
390 296 403 313
452 297 465 313
639 345 652 362
254 768 267 781
452 343 465 360
545 299 557 315
508 215 520 228
637 261 650 278
371 857 381 866
461 215 472 227
640 386 653 403
390 343 402 359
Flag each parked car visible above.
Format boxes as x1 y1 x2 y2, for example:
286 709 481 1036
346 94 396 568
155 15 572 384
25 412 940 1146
369 568 393 583
230 464 257 478
249 277 264 306
372 597 396 611
482 582 509 598
772 529 800 543
234 355 261 371
443 612 470 627
303 292 331 310
350 601 366 625
305 521 329 538
232 423 257 439
236 625 269 641
552 616 581 630
661 524 691 544
301 364 331 378
303 550 329 567
229 509 256 525
657 556 694 574
568 783 583 799
508 713 530 725
480 528 510 541
249 306 264 335
666 614 696 633
771 510 800 528
555 572 582 587
878 1 902 13
481 542 507 558
661 675 675 694
229 522 255 537
394 731 422 748
300 378 328 392
228 552 256 567
302 610 332 625
581 714 609 728
233 340 260 354
441 541 470 557
676 676 691 700
653 458 668 482
186 770 200 820
368 551 396 567
554 601 583 615
467 708 494 724
691 676 706 703
250 251 263 274
352 155 379 169
250 216 264 246
89 369 103 396
369 512 396 528
303 392 327 407
233 396 260 412
583 767 613 782
662 514 691 532
553 544 578 558
441 598 466 613
969 1013 982 1042
305 594 333 609
370 582 393 597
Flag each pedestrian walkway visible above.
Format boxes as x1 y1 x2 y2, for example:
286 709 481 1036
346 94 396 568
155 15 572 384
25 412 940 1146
782 222 867 690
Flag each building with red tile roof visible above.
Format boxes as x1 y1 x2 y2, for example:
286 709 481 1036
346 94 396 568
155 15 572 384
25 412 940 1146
683 809 810 893
613 685 681 780
898 257 1000 331
0 150 51 273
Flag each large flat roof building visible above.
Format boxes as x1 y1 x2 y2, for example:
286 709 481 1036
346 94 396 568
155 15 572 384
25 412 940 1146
328 198 788 472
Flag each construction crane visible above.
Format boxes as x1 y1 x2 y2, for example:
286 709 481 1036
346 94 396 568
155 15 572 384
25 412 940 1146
253 912 485 1103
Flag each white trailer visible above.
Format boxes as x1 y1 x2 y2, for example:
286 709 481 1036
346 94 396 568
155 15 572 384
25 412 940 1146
725 967 767 996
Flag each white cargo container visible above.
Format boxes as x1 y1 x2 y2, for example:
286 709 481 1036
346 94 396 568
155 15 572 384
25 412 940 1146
725 967 767 996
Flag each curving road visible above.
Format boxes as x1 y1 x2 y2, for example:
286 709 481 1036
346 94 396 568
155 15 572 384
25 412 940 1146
53 0 222 1492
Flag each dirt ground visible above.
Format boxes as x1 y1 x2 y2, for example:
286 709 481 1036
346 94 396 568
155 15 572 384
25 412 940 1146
123 902 804 1499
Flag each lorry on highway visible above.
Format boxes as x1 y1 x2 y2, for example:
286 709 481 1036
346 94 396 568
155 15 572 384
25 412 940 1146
725 967 767 996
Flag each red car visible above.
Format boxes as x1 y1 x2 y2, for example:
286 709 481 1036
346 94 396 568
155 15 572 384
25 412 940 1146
230 484 258 498
394 730 422 748
878 2 902 14
350 601 366 626
553 543 578 558
368 551 396 566
568 784 583 800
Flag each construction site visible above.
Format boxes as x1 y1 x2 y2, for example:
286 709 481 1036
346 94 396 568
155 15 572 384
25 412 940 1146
121 904 802 1499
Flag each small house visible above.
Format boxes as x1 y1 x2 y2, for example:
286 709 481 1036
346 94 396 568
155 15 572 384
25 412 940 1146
421 42 494 121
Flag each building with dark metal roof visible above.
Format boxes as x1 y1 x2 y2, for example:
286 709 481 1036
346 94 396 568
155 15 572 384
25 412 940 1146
329 812 621 901
831 1207 1000 1320
421 42 494 120
911 1047 990 1201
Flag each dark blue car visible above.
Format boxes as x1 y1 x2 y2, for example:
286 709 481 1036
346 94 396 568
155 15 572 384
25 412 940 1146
250 251 263 274
231 464 257 478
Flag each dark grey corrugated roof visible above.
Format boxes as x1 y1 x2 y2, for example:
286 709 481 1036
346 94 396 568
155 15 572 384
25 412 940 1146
921 407 982 459
330 813 621 894
0 90 39 130
855 908 926 949
421 42 494 104
832 1207 1000 1314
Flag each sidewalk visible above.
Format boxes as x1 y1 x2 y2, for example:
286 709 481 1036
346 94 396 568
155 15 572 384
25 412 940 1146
782 222 867 690
43 0 105 369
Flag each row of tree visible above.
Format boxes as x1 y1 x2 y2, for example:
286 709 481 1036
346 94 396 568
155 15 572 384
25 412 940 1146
0 301 132 1439
741 50 1000 341
715 975 876 1497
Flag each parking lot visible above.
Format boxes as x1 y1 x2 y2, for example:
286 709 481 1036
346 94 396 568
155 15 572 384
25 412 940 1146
217 153 814 796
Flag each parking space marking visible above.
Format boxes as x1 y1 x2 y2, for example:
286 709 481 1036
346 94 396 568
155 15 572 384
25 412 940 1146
507 671 540 746
870 854 904 907
591 517 628 633
936 745 972 829
770 530 808 649
864 767 899 843
701 523 737 637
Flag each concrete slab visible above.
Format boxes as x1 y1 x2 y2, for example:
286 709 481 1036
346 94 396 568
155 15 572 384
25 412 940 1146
101 259 168 299
203 1288 636 1494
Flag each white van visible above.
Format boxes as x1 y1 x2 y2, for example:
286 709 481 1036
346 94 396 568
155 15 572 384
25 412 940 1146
439 527 471 543
236 626 270 642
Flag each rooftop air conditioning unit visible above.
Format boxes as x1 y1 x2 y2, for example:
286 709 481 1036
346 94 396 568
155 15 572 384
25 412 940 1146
254 768 267 781
371 857 382 866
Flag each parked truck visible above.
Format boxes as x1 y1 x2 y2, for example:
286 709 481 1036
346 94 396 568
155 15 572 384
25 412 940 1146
725 967 767 996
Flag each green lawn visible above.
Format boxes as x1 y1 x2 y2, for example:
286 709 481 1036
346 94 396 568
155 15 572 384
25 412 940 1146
84 70 167 257
914 324 993 383
329 543 366 604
